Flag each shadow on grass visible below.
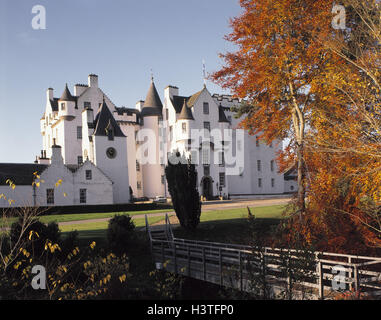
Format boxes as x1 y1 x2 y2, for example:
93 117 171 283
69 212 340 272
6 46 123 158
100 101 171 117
62 229 108 248
174 218 282 245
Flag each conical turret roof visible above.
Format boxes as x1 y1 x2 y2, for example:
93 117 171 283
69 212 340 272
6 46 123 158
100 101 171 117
178 99 194 120
59 84 76 102
94 99 125 137
141 79 163 117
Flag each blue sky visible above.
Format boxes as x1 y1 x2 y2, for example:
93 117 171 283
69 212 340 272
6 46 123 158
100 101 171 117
0 0 242 163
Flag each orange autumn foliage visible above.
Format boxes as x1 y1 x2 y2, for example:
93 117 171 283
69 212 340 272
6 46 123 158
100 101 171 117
214 0 380 253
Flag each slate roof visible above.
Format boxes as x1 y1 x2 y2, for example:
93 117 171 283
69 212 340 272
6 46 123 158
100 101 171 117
140 80 163 117
218 104 229 123
171 95 189 113
59 84 76 102
171 87 205 114
93 100 126 137
49 98 59 112
284 165 297 181
178 99 194 120
0 164 48 186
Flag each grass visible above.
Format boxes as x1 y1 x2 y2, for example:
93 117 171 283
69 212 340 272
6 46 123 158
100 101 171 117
3 204 287 245
174 205 287 245
200 204 285 222
0 209 171 227
60 216 165 245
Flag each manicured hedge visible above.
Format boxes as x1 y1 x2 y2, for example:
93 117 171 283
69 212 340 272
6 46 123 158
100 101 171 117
7 202 172 216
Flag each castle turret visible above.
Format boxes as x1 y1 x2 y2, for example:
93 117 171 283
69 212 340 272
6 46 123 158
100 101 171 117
92 99 130 204
58 84 76 120
140 78 165 198
176 99 194 153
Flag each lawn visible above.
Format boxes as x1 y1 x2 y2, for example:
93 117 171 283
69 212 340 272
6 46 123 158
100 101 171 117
174 205 286 245
3 204 287 245
0 209 171 227
200 204 285 222
60 216 166 244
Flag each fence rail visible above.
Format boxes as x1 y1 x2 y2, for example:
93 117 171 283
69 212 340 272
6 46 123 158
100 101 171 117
146 214 381 300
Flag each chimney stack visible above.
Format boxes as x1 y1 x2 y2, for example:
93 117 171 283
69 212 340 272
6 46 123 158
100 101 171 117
47 88 54 101
88 74 98 88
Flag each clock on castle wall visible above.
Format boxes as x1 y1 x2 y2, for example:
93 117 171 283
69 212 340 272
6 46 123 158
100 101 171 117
106 147 117 159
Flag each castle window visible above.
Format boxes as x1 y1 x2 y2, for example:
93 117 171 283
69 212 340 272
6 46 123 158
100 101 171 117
182 123 187 134
84 101 91 109
219 172 226 187
219 152 225 167
271 178 275 188
161 175 165 185
107 128 114 141
257 160 262 172
46 189 54 205
77 126 82 140
270 160 275 172
202 148 210 165
203 165 210 176
61 103 65 111
203 102 209 115
78 156 83 165
86 170 92 180
166 108 169 120
169 126 173 141
203 122 210 132
258 178 262 188
137 181 142 190
80 189 87 204
136 160 140 172
237 140 242 151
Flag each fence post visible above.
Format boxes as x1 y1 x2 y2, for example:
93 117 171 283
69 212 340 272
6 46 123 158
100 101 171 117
348 257 353 291
219 248 223 286
174 244 177 274
203 247 206 281
161 242 164 264
317 260 324 300
354 266 360 292
188 245 191 277
239 251 243 291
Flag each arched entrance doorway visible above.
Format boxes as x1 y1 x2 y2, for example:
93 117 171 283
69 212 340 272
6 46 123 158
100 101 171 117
201 176 213 200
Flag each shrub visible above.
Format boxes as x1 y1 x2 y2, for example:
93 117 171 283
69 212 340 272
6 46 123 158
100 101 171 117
9 218 60 257
106 215 137 255
165 152 201 231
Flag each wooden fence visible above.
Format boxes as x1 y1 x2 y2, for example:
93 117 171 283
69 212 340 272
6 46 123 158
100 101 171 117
146 214 381 299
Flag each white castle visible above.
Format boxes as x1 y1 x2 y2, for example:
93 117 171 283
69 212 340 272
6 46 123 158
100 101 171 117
0 74 297 207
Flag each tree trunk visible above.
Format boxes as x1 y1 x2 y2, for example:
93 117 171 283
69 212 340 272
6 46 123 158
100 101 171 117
289 82 306 216
296 141 306 216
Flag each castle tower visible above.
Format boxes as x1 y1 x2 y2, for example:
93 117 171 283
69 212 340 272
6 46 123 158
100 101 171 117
176 99 194 155
92 99 130 203
58 84 76 120
140 78 165 198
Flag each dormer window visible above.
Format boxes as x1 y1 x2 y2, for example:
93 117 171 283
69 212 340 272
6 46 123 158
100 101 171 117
105 120 115 141
107 128 114 141
61 103 65 111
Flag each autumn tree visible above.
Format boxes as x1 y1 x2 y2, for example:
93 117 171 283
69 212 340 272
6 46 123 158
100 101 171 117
302 0 381 250
212 0 335 216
